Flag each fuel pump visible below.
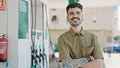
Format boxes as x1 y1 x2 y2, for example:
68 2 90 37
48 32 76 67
31 0 49 68
31 0 43 68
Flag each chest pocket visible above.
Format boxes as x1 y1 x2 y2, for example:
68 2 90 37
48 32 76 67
82 39 94 56
86 39 94 54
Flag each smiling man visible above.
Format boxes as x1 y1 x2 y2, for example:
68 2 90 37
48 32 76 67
58 2 105 68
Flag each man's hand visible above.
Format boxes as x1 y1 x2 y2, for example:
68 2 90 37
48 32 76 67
85 56 94 62
83 59 103 68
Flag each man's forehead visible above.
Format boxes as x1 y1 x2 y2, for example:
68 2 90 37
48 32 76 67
68 7 82 12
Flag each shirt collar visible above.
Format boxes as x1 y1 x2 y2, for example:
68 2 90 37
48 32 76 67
69 27 84 37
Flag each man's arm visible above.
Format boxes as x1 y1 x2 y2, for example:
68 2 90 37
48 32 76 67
84 34 105 68
58 36 70 62
83 59 105 68
61 56 95 68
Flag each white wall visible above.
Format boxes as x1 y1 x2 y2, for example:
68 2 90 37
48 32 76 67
7 0 19 68
49 0 119 8
49 0 68 9
83 7 114 31
49 9 70 30
0 11 7 35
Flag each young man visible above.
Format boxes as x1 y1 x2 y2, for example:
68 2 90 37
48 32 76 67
58 2 104 68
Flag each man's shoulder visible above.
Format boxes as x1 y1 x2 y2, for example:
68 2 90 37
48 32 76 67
84 30 96 37
59 31 69 37
58 31 70 39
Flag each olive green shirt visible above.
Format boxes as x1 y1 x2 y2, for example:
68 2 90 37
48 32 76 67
58 28 104 61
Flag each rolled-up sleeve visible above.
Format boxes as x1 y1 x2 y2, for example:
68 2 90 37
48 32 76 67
93 35 104 59
58 36 68 62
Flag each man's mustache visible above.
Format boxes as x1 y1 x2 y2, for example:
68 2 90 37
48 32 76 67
71 17 80 20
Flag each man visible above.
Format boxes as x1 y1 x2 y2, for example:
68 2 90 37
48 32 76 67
58 2 104 68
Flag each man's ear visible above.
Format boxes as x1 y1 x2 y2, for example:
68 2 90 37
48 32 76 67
81 13 83 20
66 15 68 19
81 13 83 18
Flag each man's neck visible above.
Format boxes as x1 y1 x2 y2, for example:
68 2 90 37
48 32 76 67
71 25 82 33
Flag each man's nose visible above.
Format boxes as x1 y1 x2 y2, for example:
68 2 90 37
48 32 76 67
73 13 78 17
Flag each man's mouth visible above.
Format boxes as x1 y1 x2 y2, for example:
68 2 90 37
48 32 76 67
71 17 80 21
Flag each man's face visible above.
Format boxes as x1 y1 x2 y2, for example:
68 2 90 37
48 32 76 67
67 7 83 27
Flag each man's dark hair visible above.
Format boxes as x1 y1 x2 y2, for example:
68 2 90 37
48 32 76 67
66 3 83 13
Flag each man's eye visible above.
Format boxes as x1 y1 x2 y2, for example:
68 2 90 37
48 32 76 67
76 12 80 15
69 12 74 15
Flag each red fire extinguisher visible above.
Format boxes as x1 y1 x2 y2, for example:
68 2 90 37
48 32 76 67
0 34 8 62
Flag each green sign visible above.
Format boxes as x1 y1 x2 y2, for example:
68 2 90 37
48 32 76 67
18 0 28 39
68 0 80 4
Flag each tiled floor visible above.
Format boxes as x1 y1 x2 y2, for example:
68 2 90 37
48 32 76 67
103 53 120 68
49 53 120 68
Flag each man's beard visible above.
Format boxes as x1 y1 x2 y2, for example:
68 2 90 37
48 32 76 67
70 21 81 27
70 17 81 27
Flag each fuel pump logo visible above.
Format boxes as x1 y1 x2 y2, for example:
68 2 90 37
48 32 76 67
0 0 6 10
